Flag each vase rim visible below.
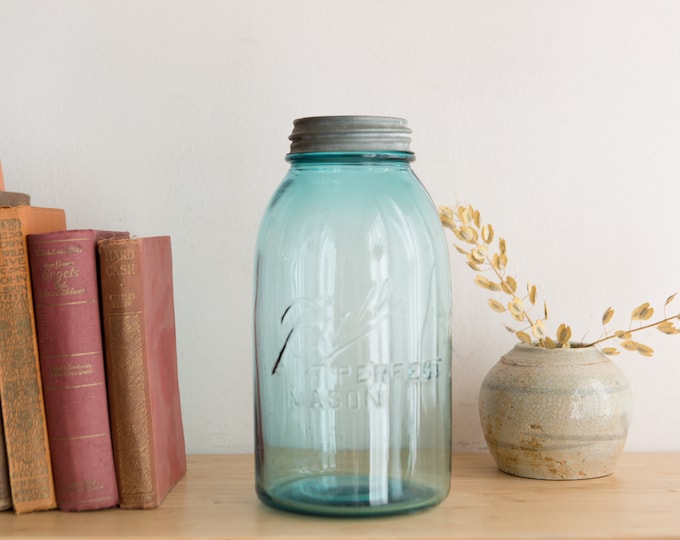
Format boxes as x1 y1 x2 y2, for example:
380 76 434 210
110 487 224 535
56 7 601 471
502 343 609 367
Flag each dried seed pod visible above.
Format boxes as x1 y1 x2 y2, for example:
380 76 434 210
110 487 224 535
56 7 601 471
528 284 537 305
532 320 546 339
481 223 494 244
631 302 654 321
516 331 532 344
556 323 572 346
488 298 506 313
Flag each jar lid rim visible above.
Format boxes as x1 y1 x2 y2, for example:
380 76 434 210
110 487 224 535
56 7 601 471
288 115 412 154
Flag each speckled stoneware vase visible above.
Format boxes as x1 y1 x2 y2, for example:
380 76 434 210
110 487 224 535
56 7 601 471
479 343 633 480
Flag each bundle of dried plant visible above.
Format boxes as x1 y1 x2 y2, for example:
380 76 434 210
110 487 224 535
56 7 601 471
439 204 680 356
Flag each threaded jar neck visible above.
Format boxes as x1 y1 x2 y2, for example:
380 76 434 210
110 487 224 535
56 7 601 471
288 116 413 155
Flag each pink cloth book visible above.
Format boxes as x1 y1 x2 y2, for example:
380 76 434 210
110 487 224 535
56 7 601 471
28 229 128 511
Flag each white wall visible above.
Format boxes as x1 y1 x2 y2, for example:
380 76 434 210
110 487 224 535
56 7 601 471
1 0 679 454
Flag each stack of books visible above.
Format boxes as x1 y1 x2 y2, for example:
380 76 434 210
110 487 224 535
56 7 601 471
0 162 186 514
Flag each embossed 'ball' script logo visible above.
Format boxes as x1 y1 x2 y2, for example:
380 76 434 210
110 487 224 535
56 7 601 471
271 280 390 375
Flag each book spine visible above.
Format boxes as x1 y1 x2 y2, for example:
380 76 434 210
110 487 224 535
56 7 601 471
0 416 10 511
0 160 10 508
0 218 56 513
98 239 158 509
28 231 121 511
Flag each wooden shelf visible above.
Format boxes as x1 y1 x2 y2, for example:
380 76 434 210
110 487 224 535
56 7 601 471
1 452 679 539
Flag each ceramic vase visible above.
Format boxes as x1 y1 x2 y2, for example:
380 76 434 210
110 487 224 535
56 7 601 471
479 343 633 480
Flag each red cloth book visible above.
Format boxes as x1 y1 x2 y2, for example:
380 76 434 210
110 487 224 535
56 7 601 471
98 236 186 509
27 229 128 511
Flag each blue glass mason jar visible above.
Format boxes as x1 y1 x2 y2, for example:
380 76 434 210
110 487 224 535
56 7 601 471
253 116 452 516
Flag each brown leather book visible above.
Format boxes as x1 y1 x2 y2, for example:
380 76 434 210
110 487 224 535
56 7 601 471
27 229 129 511
0 413 9 511
98 236 186 509
0 206 65 513
0 192 30 207
0 163 12 510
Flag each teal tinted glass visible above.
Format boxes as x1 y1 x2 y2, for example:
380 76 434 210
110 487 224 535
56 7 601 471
253 117 452 516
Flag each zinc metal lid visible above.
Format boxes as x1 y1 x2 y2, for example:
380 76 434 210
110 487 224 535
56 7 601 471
288 115 412 154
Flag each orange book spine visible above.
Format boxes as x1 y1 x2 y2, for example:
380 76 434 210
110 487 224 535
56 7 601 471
0 206 65 513
98 236 186 509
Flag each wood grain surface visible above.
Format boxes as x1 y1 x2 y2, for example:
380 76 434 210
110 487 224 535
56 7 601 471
0 452 678 539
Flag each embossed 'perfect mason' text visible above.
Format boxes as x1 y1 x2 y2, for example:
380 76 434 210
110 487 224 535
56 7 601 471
287 358 443 411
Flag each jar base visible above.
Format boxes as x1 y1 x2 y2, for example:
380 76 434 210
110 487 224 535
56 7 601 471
257 475 444 516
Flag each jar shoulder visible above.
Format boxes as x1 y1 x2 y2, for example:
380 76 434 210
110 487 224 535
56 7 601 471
261 170 439 231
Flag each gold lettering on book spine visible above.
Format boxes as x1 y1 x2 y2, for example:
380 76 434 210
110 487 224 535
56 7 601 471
107 312 154 503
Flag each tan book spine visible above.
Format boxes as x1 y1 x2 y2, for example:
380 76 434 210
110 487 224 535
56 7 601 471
0 207 65 513
98 236 186 509
108 320 155 503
